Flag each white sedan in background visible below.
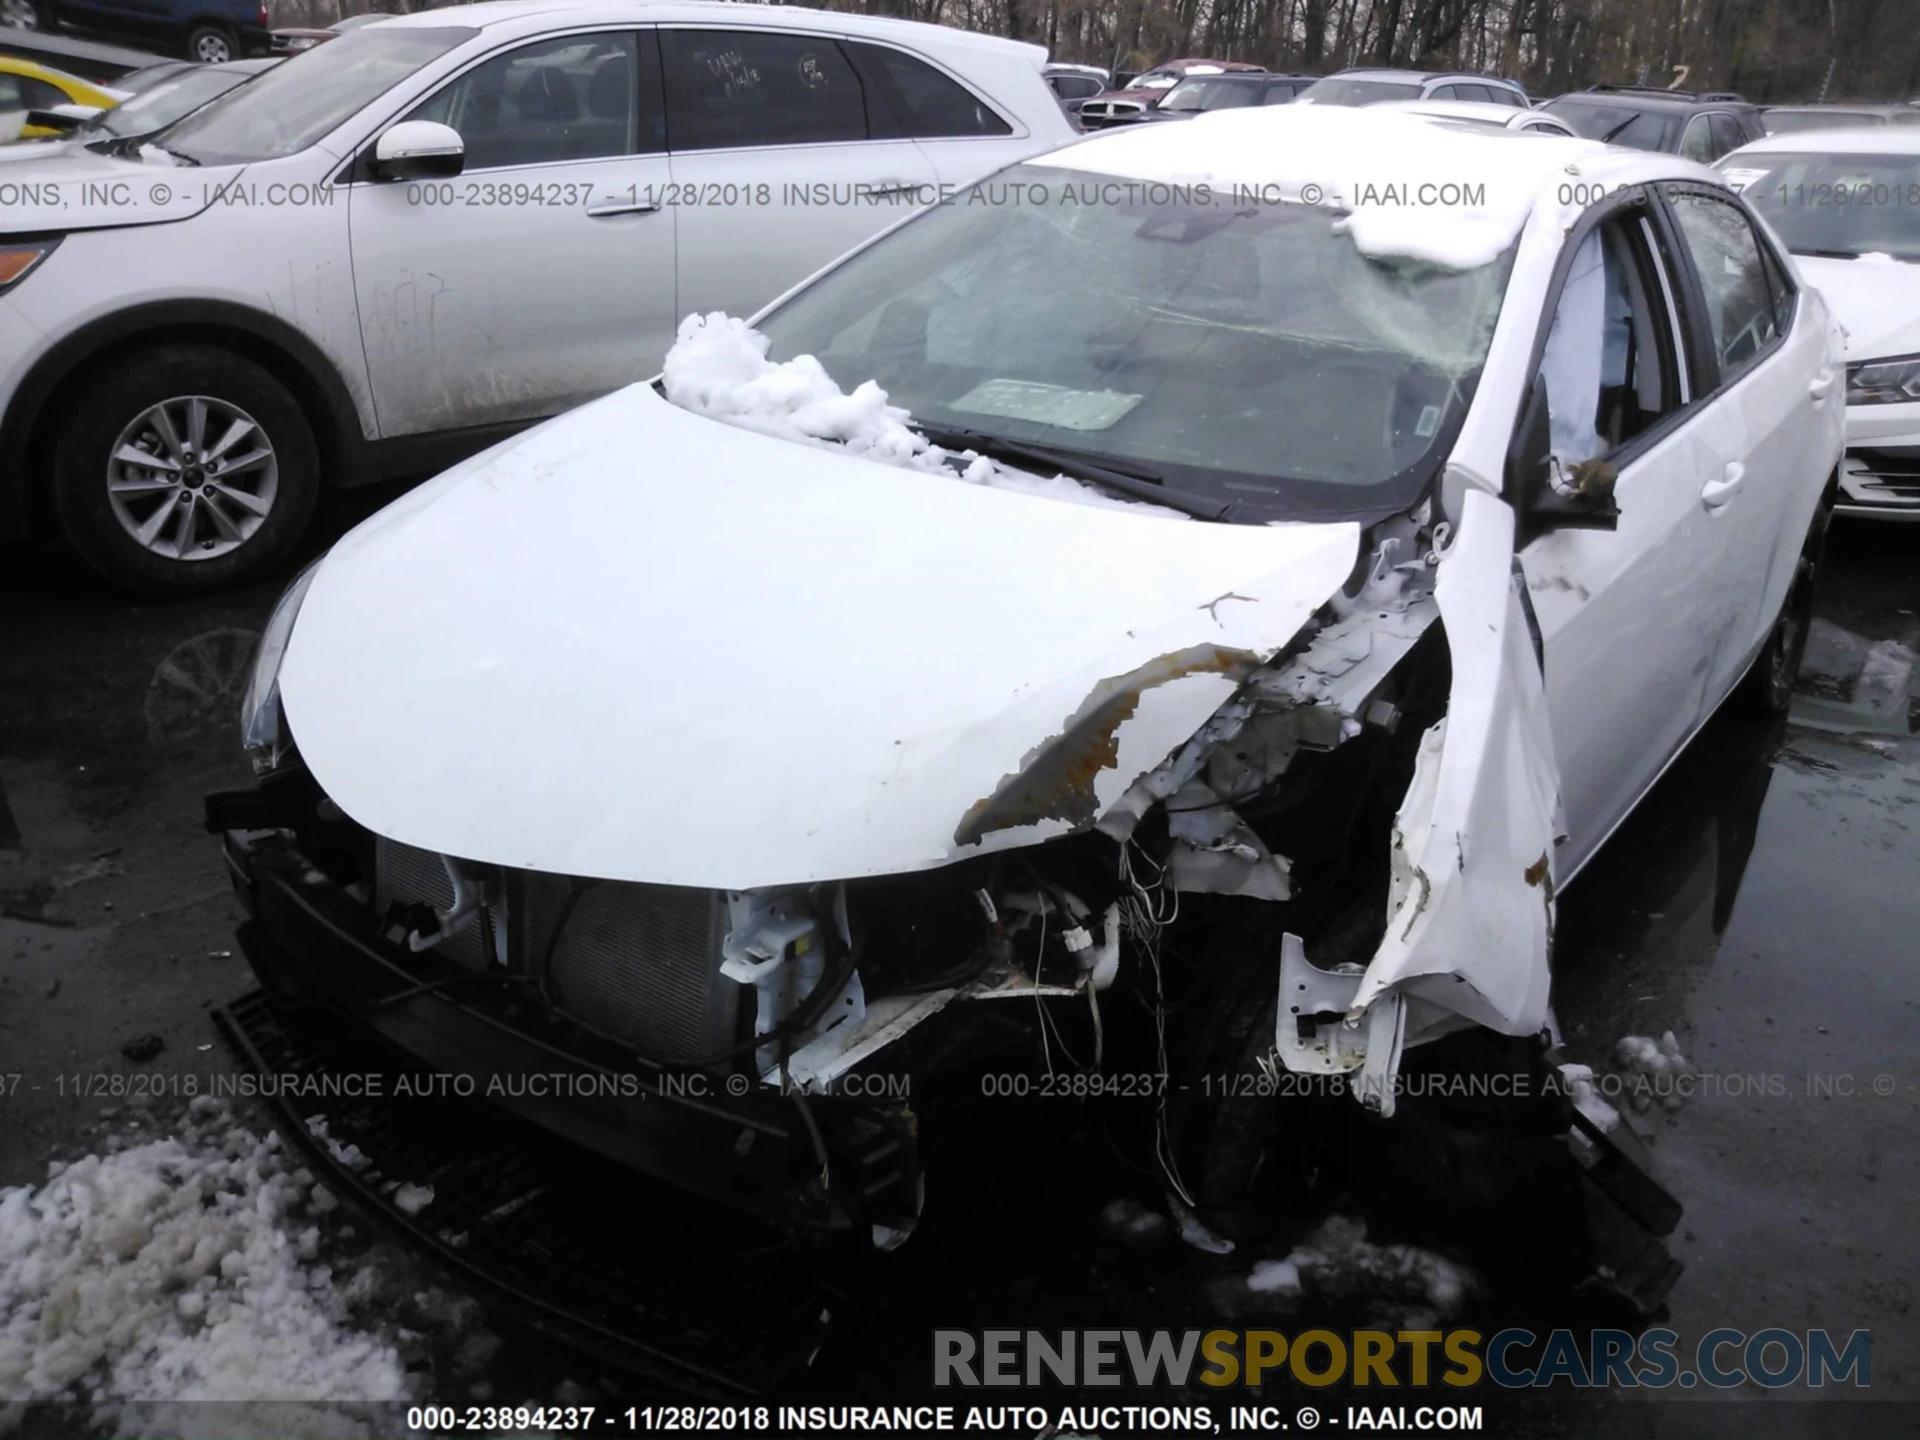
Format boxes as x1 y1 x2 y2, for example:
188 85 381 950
0 0 1073 593
1722 127 1920 518
214 107 1840 1308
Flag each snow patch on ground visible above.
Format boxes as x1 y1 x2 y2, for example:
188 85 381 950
392 1185 434 1218
660 313 1184 517
1250 1216 1478 1325
1613 1031 1692 1113
0 1098 408 1428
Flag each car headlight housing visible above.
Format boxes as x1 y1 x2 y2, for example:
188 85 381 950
1846 353 1920 406
240 559 322 773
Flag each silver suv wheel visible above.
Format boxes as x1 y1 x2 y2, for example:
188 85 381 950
106 394 279 562
0 0 41 28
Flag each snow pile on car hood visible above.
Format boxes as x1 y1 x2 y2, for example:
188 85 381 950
0 1098 406 1429
661 312 1180 515
1029 103 1605 271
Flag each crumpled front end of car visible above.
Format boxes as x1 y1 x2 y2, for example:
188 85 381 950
208 382 1577 1258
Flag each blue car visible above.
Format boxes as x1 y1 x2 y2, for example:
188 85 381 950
1 0 269 65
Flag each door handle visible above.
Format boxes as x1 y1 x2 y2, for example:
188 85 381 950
1809 370 1834 402
585 199 662 218
1702 461 1745 509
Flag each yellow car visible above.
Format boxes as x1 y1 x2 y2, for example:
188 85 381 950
0 56 124 140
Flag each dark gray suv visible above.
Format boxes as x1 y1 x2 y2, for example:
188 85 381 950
1544 85 1767 162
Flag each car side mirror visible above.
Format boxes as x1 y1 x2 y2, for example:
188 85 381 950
24 109 92 134
1505 372 1620 545
369 120 464 182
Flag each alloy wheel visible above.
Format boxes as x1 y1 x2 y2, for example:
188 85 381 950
194 31 231 61
0 0 41 29
105 395 279 562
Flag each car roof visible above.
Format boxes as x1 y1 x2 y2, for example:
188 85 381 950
1171 70 1302 83
373 0 1047 58
1329 67 1519 86
1764 103 1908 117
1045 99 1701 192
1556 87 1750 112
1731 125 1920 155
1375 97 1554 125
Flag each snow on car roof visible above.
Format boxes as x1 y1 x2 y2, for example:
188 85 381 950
1033 103 1605 270
1732 125 1920 155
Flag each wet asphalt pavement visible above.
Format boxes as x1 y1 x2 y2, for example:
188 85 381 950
3 510 1918 1423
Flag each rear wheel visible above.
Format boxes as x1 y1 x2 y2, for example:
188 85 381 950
0 0 50 29
186 21 234 61
50 344 319 597
1736 489 1833 718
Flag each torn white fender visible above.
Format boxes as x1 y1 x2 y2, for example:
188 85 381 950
1344 488 1563 1108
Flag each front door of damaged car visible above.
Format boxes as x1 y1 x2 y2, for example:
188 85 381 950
348 29 681 437
1518 206 1753 880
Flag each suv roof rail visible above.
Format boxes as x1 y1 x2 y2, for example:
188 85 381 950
1584 82 1750 103
1587 82 1694 97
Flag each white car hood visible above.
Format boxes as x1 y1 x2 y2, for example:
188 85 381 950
280 384 1362 891
0 148 234 231
1796 253 1920 361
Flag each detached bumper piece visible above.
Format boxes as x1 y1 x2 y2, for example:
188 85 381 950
214 988 830 1397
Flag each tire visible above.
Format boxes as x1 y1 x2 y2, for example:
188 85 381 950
1734 488 1833 718
51 344 319 597
0 0 50 30
185 22 234 62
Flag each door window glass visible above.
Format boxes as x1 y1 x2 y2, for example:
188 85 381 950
1679 114 1715 161
3 75 66 110
1537 220 1681 468
850 42 1009 136
1670 191 1781 381
664 30 866 150
1708 112 1745 157
408 32 643 170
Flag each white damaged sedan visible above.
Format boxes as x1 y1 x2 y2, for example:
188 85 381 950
212 105 1840 1303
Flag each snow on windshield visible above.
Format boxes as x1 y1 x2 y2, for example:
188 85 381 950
1030 103 1604 271
660 312 1188 517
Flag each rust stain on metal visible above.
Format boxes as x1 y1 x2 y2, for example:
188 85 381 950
954 645 1259 846
1524 850 1554 901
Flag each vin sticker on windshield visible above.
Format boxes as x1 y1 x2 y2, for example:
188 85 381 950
950 379 1144 432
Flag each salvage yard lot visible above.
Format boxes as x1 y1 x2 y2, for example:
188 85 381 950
2 517 1916 1421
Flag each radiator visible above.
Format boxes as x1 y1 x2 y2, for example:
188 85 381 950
518 873 739 1063
373 836 493 972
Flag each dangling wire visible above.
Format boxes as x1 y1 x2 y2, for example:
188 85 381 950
1119 837 1194 1209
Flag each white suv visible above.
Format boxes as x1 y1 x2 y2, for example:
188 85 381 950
0 1 1071 593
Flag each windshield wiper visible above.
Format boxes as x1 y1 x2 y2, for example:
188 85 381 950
913 423 1231 520
1792 247 1866 260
